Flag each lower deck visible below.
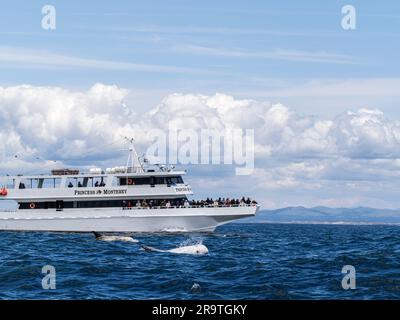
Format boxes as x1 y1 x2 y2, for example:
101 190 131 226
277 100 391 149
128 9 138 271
17 198 188 210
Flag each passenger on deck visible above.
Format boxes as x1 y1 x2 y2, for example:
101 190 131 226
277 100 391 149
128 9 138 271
184 199 190 208
95 181 100 187
19 182 25 189
68 182 73 188
78 182 83 188
165 201 171 208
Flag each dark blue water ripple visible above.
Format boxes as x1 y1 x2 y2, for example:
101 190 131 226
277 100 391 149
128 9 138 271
1 223 400 299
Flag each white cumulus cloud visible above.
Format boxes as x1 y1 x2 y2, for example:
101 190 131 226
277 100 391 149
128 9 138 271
1 83 400 208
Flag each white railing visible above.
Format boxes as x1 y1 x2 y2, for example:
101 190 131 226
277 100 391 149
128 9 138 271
122 203 257 210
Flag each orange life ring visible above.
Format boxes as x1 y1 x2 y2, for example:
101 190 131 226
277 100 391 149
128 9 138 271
127 178 134 185
29 203 36 209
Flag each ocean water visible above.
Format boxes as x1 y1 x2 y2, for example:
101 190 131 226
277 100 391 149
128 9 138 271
0 223 400 300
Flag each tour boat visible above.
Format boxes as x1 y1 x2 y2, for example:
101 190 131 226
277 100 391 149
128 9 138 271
0 143 259 232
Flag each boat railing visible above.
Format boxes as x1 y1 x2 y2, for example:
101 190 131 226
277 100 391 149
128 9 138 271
122 203 257 210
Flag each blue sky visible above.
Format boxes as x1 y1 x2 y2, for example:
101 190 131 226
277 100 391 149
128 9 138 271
1 1 400 208
1 1 399 107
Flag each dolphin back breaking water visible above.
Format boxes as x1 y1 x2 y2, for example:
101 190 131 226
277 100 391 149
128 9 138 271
93 232 139 243
142 243 209 255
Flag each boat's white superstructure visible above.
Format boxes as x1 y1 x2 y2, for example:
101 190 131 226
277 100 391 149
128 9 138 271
0 144 259 232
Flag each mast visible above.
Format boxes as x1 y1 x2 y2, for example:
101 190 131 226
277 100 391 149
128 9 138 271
124 137 144 173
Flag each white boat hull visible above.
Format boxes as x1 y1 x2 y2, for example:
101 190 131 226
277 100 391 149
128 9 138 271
0 205 259 232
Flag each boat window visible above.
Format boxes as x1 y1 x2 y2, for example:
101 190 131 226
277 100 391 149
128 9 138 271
129 177 151 185
18 179 31 189
66 177 77 188
65 177 104 188
18 178 61 189
31 179 40 189
93 177 106 187
88 177 94 188
119 177 153 186
154 177 166 184
76 178 84 188
6 179 16 189
82 177 89 187
167 176 184 185
37 178 44 189
76 177 104 188
42 178 61 188
109 177 118 186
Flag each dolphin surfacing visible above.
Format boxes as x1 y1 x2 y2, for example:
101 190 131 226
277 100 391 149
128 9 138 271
141 244 209 255
93 231 139 243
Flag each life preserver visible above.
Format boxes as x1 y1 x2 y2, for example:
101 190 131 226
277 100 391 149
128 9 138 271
29 203 36 209
127 178 134 185
0 188 7 196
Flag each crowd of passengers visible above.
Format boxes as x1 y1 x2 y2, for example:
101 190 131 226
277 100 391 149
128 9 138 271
122 197 257 209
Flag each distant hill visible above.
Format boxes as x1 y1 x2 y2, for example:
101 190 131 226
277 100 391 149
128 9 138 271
239 206 400 225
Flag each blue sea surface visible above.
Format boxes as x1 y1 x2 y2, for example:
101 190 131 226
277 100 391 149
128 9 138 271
0 223 400 299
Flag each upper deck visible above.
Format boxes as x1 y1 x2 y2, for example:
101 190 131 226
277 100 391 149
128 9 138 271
0 168 192 202
0 140 193 202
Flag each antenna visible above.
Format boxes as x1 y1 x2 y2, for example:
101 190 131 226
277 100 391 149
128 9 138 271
124 137 144 173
